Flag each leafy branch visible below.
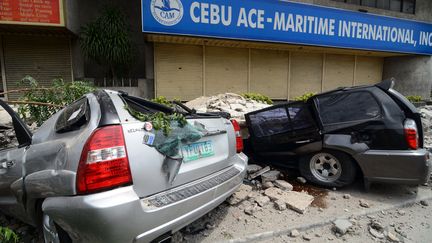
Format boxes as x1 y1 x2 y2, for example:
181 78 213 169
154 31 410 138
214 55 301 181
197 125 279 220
125 106 187 136
0 227 19 243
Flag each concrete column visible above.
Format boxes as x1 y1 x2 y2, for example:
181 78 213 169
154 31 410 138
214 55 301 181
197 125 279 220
383 56 432 99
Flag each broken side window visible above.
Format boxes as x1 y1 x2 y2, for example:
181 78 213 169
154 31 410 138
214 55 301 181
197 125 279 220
55 98 90 133
316 91 381 125
248 107 291 138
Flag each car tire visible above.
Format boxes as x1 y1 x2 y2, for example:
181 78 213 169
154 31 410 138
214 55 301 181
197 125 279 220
42 212 72 243
299 150 357 187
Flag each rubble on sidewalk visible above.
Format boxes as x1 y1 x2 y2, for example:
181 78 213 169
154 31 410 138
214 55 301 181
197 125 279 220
227 184 252 205
332 219 353 235
264 187 314 214
185 93 270 125
273 180 293 191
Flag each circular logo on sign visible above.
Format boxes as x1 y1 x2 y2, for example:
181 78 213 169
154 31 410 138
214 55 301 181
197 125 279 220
151 0 184 26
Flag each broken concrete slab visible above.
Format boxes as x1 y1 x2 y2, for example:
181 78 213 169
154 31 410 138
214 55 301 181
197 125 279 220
261 170 280 183
297 177 307 184
227 184 252 205
274 200 287 211
247 164 263 174
248 166 270 180
262 181 274 189
264 187 314 214
273 180 293 191
333 219 353 235
255 196 271 207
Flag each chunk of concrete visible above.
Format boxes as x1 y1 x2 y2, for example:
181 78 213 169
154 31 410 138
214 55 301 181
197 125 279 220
247 164 263 174
264 187 314 214
227 184 252 205
248 166 270 180
333 219 353 235
274 180 293 191
255 196 271 207
261 170 280 183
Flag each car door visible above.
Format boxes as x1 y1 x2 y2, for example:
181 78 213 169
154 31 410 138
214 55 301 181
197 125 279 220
0 100 32 218
245 101 321 161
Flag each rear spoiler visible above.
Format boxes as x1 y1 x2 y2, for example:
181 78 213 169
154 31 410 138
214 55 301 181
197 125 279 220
376 78 395 91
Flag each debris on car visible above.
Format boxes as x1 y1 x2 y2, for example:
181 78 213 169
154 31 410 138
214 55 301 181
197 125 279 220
245 79 431 188
186 93 270 125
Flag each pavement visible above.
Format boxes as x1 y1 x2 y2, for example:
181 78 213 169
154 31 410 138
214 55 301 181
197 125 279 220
176 174 432 243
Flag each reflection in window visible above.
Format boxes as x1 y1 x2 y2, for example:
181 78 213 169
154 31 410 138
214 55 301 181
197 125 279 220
249 108 291 137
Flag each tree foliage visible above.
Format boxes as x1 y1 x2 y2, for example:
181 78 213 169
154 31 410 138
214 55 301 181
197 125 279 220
80 6 134 78
0 227 19 243
17 76 95 126
242 93 273 105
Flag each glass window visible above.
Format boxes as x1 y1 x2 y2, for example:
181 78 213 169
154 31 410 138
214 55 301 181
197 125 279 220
55 98 90 133
377 0 390 9
317 92 381 125
362 0 377 7
249 107 291 138
390 0 402 11
402 0 415 13
288 105 315 131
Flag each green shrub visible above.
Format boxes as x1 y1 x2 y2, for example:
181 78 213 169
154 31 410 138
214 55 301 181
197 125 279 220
17 76 95 126
242 93 273 105
406 95 422 103
151 96 173 107
294 92 316 102
0 227 19 243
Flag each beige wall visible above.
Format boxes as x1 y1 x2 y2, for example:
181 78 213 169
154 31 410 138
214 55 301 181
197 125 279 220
155 43 384 101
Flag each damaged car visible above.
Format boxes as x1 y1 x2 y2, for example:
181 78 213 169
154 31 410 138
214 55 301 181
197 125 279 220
245 79 431 188
0 90 247 242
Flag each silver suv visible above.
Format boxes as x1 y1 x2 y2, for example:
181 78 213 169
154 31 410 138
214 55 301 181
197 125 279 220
0 90 248 242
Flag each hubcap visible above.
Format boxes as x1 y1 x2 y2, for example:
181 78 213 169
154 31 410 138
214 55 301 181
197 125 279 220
309 153 342 183
43 213 60 243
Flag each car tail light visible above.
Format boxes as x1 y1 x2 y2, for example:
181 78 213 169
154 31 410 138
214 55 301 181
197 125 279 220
231 119 244 153
77 125 132 194
404 119 418 150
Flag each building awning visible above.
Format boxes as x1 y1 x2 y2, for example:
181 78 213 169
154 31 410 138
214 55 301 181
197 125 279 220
0 25 73 37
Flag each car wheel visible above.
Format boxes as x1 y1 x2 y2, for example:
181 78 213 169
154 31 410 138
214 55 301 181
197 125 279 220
299 150 357 187
42 213 72 243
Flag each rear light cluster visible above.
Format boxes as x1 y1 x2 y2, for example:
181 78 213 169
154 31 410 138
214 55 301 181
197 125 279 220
231 119 244 153
404 119 418 150
77 125 132 194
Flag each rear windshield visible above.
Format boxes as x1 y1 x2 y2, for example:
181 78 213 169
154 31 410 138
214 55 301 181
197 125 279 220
316 91 381 125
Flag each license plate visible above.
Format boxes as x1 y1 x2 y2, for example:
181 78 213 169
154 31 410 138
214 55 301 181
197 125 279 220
181 141 215 162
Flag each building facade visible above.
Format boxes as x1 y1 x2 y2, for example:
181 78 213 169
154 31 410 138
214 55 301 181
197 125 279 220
1 0 432 101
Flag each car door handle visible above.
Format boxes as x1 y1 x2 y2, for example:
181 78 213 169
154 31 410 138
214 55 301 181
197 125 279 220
295 139 312 144
0 160 15 169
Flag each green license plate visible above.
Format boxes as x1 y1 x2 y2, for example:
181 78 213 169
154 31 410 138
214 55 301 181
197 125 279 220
181 141 215 162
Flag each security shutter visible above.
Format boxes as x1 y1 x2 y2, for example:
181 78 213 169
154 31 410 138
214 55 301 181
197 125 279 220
155 43 203 100
323 54 355 91
355 56 384 85
250 49 288 99
290 52 323 99
3 35 72 100
205 46 248 96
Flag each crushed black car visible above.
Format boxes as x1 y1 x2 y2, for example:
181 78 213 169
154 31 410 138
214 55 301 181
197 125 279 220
245 79 431 187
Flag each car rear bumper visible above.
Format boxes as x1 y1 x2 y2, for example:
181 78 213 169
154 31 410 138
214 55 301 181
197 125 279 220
42 153 247 243
354 149 431 185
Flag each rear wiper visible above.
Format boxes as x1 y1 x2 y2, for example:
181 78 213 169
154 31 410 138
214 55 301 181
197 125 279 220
172 100 196 115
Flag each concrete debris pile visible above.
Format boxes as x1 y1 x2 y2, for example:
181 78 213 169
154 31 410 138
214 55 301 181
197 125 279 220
185 93 270 125
419 106 432 149
226 164 314 215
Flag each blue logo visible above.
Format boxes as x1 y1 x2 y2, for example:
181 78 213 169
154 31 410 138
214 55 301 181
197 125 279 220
151 0 184 26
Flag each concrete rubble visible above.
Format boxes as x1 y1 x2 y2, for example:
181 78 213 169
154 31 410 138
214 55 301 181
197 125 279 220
419 105 432 149
226 164 315 215
333 219 353 235
185 93 270 125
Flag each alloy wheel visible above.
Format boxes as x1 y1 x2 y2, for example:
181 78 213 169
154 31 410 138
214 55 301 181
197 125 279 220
309 152 342 183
